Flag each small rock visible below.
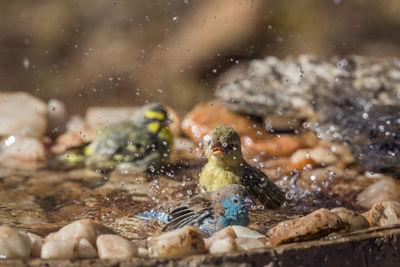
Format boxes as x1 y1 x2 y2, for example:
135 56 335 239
148 226 206 258
319 141 355 164
85 106 137 132
46 99 68 138
204 226 237 247
27 232 43 258
231 226 266 241
165 105 181 136
0 226 31 259
0 137 45 164
308 146 338 165
357 178 400 209
182 102 315 159
366 201 400 227
330 207 369 231
235 237 265 251
138 247 149 257
268 208 343 246
51 116 94 155
41 240 75 259
76 238 97 259
209 237 237 254
289 149 316 171
96 234 138 259
0 92 47 138
45 219 113 247
182 101 266 141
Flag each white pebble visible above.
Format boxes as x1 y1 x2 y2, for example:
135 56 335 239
27 232 43 258
209 237 237 254
0 226 31 259
148 226 206 258
41 240 75 259
96 234 138 259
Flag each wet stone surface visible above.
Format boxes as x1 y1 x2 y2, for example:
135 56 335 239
216 55 400 177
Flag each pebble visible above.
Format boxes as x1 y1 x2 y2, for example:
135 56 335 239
45 219 113 247
366 201 400 227
357 178 400 209
76 238 97 259
182 101 266 141
96 234 137 259
41 240 75 259
85 106 137 132
268 208 343 246
0 92 47 138
0 137 45 164
204 226 237 247
235 237 265 251
231 226 266 241
182 101 315 159
289 149 316 171
27 232 43 258
165 105 182 136
51 116 94 155
148 226 206 258
308 146 339 165
330 207 369 231
0 226 31 259
209 237 237 254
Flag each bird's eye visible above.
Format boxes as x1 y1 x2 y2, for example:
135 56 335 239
232 198 239 204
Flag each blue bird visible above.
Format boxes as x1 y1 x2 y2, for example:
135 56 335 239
137 184 254 236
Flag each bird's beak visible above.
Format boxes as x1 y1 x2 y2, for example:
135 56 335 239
211 141 225 157
243 196 255 207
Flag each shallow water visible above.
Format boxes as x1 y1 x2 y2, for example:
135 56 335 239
0 151 374 239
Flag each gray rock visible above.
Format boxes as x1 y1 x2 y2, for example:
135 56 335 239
216 55 400 176
357 178 400 209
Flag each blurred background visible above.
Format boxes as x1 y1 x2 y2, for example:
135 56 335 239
1 0 400 114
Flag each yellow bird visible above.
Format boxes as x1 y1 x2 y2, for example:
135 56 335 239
199 125 286 209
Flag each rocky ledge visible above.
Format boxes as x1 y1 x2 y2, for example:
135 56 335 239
216 55 400 176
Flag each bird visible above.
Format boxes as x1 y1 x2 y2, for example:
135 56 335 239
137 184 253 236
58 103 173 173
199 125 286 209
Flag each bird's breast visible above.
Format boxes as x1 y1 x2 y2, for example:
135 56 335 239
199 162 242 192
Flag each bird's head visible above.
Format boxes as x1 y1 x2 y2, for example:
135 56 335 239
131 103 169 134
206 125 243 166
214 185 253 226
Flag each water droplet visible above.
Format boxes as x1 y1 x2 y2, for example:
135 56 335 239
22 58 30 69
172 16 179 23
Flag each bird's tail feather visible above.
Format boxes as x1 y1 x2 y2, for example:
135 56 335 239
135 211 169 223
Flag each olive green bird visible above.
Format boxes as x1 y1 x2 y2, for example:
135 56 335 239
59 103 173 173
199 125 286 209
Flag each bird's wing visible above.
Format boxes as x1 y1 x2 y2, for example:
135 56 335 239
241 164 286 209
162 194 214 232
